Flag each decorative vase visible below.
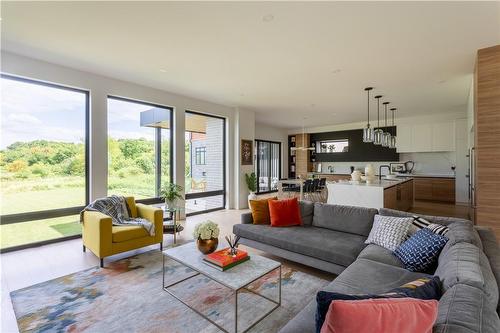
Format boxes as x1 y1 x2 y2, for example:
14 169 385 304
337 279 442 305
197 238 218 254
165 198 177 210
248 192 257 207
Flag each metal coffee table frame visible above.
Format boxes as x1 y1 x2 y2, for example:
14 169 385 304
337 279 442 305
162 254 281 333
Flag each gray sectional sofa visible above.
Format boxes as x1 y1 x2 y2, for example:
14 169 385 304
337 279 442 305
233 202 500 333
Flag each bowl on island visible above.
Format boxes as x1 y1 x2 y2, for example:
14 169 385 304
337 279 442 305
360 175 377 184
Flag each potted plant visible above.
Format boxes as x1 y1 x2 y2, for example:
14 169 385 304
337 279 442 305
160 182 184 209
193 220 220 254
245 172 257 203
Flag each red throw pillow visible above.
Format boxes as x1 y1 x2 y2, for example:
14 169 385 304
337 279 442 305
321 298 438 333
268 198 302 227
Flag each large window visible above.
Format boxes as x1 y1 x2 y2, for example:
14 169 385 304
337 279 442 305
255 140 281 193
0 75 88 250
107 96 172 200
185 111 225 214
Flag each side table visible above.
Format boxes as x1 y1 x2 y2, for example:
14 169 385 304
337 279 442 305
162 207 185 245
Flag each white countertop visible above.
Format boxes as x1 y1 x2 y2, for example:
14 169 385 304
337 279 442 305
331 178 412 189
396 173 455 178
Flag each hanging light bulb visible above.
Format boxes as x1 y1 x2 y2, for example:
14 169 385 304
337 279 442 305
363 87 374 143
390 108 397 149
374 95 383 145
382 102 391 147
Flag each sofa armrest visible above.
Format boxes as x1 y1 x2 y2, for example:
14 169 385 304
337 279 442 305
241 212 253 224
82 211 112 257
136 203 163 241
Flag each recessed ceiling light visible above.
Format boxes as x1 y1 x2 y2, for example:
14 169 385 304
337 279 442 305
438 79 446 84
159 69 167 73
262 14 274 22
332 69 341 74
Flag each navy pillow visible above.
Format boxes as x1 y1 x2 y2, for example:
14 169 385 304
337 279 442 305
315 276 442 333
394 228 448 272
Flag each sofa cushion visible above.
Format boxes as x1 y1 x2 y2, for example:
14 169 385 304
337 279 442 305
357 244 404 268
365 215 413 251
249 197 276 225
446 221 483 250
320 298 438 333
269 198 302 227
233 224 366 267
394 228 448 272
315 276 441 332
378 208 471 226
435 242 498 308
322 258 431 295
300 201 315 226
112 225 148 243
434 283 500 333
312 203 377 237
475 226 500 313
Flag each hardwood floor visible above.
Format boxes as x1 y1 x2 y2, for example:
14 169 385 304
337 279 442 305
410 200 471 220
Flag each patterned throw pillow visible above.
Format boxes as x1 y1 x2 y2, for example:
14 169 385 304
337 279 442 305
407 216 449 238
365 215 413 251
395 228 448 272
315 276 442 333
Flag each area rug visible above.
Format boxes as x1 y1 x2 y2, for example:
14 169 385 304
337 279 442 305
10 250 329 333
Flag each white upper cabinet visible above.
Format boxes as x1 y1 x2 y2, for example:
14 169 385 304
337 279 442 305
396 124 413 152
396 121 456 153
412 123 433 152
432 122 456 151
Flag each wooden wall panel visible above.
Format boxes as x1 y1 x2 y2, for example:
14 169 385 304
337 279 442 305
294 134 311 179
475 44 500 239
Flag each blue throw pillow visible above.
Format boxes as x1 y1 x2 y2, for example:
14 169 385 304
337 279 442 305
315 276 442 333
394 228 448 272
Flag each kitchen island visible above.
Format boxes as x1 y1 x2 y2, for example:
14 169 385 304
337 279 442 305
327 178 414 211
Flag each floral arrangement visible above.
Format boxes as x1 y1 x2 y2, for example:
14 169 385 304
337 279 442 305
193 220 220 240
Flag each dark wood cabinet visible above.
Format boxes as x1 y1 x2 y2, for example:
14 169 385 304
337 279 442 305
384 179 413 211
414 177 455 203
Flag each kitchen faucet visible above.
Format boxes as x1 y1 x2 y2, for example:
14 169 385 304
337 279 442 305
379 165 391 180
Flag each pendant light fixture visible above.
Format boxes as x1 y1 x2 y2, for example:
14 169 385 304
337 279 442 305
390 108 397 149
362 87 374 143
290 117 315 151
374 95 383 145
382 101 391 147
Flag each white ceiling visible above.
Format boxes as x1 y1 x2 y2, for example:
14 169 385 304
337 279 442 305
1 2 499 128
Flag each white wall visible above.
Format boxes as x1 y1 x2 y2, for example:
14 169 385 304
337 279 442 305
254 122 288 179
1 51 250 210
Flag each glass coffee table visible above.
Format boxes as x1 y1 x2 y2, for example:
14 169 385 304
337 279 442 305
163 242 281 333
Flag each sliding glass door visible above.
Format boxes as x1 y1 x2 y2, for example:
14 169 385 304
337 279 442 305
0 75 89 251
255 140 281 193
184 111 226 214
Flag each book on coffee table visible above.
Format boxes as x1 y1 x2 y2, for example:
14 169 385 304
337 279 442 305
203 248 250 271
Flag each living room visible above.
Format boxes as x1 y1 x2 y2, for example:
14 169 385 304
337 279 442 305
1 2 499 333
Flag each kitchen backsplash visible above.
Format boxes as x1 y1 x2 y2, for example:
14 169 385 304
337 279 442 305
317 152 456 175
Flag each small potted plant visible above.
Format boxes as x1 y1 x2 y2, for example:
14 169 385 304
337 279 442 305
193 220 220 254
245 172 257 204
160 182 184 209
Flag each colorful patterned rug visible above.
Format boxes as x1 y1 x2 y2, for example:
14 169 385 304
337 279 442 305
10 250 329 333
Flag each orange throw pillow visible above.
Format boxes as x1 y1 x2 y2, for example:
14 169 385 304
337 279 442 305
321 298 438 333
268 198 302 227
249 197 277 224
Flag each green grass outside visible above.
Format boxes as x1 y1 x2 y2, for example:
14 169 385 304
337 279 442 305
0 174 166 249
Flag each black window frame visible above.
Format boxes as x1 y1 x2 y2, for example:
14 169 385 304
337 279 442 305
0 73 90 252
195 146 207 165
185 110 226 216
255 139 282 194
107 95 174 205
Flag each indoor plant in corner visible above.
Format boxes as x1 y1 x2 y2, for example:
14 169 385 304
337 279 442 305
193 221 220 254
160 182 184 210
245 172 257 204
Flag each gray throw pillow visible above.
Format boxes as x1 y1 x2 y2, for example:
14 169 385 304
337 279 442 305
365 215 413 251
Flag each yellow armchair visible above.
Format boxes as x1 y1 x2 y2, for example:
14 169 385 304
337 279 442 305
82 197 163 267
